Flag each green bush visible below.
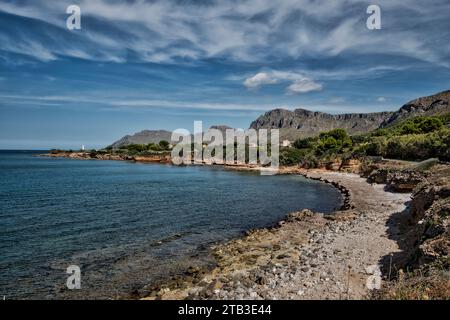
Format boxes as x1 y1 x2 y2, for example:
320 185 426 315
279 115 449 166
147 143 161 151
365 137 388 156
316 129 352 154
293 136 316 149
320 128 348 141
383 116 444 136
318 136 338 151
280 148 305 166
382 128 450 161
159 140 170 150
441 112 450 125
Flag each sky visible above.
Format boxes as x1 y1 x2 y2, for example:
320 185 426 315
0 0 449 150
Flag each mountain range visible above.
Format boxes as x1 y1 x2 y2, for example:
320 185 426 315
110 89 450 147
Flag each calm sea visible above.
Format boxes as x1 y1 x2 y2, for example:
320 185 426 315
0 150 341 299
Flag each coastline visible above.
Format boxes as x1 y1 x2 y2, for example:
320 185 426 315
139 168 411 300
40 151 413 299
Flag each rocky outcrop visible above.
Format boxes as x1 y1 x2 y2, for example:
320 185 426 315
340 159 361 172
387 170 426 192
250 108 392 140
249 89 450 141
407 165 450 265
363 160 428 192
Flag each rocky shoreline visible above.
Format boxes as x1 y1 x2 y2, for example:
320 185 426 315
40 151 171 163
138 168 412 300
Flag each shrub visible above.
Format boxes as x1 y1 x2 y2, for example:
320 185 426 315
147 143 161 151
393 116 444 135
125 144 147 152
320 128 348 141
315 129 352 154
381 128 450 161
280 148 305 166
293 136 316 149
159 140 170 150
320 136 338 150
365 137 388 156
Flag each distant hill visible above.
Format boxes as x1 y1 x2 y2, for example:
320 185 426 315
108 90 450 147
109 130 172 149
109 125 236 149
250 89 450 140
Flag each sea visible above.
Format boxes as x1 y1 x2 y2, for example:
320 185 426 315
0 150 341 299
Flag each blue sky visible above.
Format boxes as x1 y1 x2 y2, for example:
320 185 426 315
1 0 449 149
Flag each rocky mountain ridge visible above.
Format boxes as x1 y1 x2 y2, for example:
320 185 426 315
250 89 450 140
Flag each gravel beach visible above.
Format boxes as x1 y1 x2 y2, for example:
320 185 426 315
142 168 412 300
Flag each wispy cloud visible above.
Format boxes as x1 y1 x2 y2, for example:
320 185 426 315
0 0 449 67
0 94 277 111
286 79 323 94
0 93 398 114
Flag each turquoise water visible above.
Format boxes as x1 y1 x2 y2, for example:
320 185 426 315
0 150 341 299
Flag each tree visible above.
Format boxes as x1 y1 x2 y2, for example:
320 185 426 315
159 140 170 150
320 128 348 141
293 137 315 149
146 143 159 151
280 148 305 166
321 136 338 150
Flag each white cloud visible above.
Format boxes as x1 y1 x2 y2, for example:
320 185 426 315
377 97 387 102
244 70 323 93
243 72 277 88
287 79 323 94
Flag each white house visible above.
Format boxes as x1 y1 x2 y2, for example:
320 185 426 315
281 140 292 147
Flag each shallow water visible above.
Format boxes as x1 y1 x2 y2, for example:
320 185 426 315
0 150 341 299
